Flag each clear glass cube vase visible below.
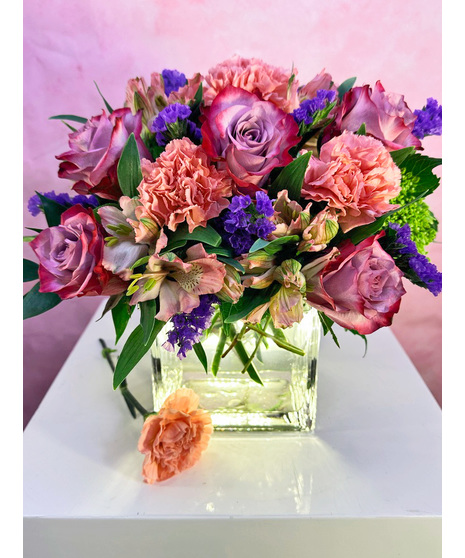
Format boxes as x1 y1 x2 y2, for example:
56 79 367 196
151 307 321 432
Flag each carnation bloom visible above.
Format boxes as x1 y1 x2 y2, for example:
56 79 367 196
304 234 406 334
129 240 226 322
138 138 232 233
30 205 125 299
333 81 421 150
204 55 299 113
302 131 401 233
56 108 151 200
201 86 299 194
138 388 212 483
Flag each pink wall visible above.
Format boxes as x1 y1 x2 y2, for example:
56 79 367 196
23 0 442 426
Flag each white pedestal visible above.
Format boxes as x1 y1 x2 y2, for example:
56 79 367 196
23 303 441 557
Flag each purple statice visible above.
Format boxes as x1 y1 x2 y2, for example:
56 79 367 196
218 193 276 255
161 69 187 96
293 89 337 126
163 294 217 359
149 103 201 146
412 98 442 139
27 191 98 217
387 222 442 296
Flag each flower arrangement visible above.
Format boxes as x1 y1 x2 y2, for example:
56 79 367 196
24 56 442 482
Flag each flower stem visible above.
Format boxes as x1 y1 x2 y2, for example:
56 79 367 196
221 323 247 358
240 315 271 375
211 327 228 376
244 324 306 356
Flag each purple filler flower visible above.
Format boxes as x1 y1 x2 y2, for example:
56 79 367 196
163 294 217 359
293 89 337 126
388 222 442 296
162 69 187 96
412 98 442 139
150 103 201 146
28 191 98 217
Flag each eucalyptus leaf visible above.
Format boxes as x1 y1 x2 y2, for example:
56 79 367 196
113 320 165 389
117 133 143 198
23 259 39 282
23 283 61 319
268 151 312 201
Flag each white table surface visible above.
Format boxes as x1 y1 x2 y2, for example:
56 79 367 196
23 302 441 557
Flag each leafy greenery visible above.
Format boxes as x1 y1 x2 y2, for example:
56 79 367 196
224 284 280 323
317 312 340 348
337 77 356 101
112 296 135 344
35 192 68 227
165 222 222 249
23 283 61 319
268 151 312 201
23 259 39 282
94 81 114 113
193 342 208 373
117 133 143 198
49 114 88 124
139 299 158 344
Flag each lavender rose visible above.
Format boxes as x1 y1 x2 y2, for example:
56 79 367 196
30 205 124 299
201 86 299 195
56 108 151 200
331 81 421 151
304 233 406 334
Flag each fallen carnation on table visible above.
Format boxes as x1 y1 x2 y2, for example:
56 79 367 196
24 55 442 482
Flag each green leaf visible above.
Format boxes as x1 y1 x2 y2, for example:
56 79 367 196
193 342 208 373
23 259 39 282
117 133 143 198
97 294 124 321
112 297 135 344
61 121 78 132
337 77 356 101
390 146 416 167
192 82 203 107
224 285 280 323
268 151 312 201
166 222 222 248
398 152 442 200
250 235 300 256
23 283 61 319
49 114 88 124
35 192 68 227
23 236 36 243
94 81 114 113
162 239 188 253
345 328 368 357
217 256 245 273
113 320 165 389
140 299 158 344
317 312 340 348
204 245 233 257
356 123 366 135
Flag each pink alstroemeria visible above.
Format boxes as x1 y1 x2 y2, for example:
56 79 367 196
129 243 226 322
98 196 159 281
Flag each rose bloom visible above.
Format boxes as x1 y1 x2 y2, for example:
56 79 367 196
302 131 401 233
201 86 299 195
138 138 232 232
203 55 299 113
30 205 125 299
333 81 421 150
138 388 213 483
56 108 151 200
304 234 406 335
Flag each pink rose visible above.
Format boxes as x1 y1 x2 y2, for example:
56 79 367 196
56 108 151 200
30 205 125 299
302 131 401 233
201 86 299 195
138 388 213 483
333 81 421 150
204 55 299 113
304 234 406 334
138 138 232 233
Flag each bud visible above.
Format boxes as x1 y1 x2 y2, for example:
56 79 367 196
217 264 244 303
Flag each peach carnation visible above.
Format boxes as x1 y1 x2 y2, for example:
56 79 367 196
302 131 401 233
138 138 233 233
138 388 213 483
203 55 299 113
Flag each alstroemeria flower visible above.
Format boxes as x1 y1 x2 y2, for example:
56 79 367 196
129 243 226 322
245 259 306 328
98 196 158 280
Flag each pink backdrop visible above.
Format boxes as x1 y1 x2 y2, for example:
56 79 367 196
23 0 442 427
